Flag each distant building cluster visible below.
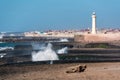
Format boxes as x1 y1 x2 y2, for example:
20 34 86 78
23 29 90 38
23 28 120 38
100 28 120 34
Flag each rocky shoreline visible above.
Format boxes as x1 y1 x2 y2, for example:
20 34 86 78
1 62 120 80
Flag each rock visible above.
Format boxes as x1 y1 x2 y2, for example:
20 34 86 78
66 65 87 73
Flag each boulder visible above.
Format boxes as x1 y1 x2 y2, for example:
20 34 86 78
66 65 87 73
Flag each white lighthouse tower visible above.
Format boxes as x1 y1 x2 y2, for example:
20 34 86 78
91 12 97 34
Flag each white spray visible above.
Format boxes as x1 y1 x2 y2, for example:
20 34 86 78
0 47 14 51
57 47 68 54
32 43 59 61
0 53 6 58
0 33 4 39
31 42 46 50
59 38 69 42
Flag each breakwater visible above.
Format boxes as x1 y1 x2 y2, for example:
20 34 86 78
1 48 120 65
0 36 73 42
1 38 120 65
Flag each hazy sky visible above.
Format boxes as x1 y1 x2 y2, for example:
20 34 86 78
0 0 120 32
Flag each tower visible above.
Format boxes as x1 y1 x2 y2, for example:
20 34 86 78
91 12 97 34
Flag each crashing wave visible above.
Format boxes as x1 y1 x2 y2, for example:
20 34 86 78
32 43 59 61
0 47 14 51
0 53 6 58
57 47 68 54
59 38 69 42
31 42 46 50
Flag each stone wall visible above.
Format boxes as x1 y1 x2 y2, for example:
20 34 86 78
74 33 120 42
74 35 85 42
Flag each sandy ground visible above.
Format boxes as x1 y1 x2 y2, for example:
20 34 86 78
1 62 120 80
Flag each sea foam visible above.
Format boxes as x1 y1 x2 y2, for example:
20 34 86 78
57 47 68 54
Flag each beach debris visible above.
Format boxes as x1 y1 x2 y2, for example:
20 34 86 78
66 65 87 73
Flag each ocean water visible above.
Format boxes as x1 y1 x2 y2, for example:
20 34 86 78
0 32 70 62
0 41 68 61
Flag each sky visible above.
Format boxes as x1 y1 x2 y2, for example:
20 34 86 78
0 0 120 32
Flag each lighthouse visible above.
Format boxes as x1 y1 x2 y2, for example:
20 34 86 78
91 12 97 34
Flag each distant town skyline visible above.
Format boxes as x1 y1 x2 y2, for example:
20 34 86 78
0 0 120 32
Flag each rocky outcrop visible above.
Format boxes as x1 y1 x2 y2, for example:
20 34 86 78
66 65 87 73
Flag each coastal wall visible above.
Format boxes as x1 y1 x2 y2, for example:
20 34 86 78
74 33 120 42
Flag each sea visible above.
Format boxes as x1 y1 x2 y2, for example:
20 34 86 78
0 32 69 63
